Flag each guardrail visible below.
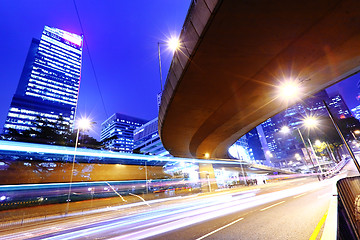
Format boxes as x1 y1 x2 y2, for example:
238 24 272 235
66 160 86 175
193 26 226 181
337 176 360 239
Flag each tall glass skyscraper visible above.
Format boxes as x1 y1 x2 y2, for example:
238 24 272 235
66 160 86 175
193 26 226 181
4 26 83 133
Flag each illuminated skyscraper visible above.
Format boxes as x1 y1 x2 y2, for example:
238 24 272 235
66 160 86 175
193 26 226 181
3 26 83 133
101 113 147 153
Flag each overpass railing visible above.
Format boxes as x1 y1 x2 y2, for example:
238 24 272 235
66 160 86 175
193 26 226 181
337 176 360 239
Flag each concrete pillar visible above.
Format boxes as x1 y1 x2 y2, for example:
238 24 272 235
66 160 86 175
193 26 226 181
199 163 218 192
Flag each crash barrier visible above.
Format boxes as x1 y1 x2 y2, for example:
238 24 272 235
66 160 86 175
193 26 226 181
337 176 360 239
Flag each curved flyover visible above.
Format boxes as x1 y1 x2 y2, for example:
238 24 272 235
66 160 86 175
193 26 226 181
159 0 360 159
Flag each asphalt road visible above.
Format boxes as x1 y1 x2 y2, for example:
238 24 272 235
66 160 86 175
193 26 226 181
0 161 357 240
148 178 335 240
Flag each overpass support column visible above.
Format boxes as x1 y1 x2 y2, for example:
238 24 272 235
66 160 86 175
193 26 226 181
199 163 218 192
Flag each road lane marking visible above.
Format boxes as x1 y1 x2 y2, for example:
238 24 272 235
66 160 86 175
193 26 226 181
294 193 307 198
195 217 244 240
309 210 328 240
260 201 285 211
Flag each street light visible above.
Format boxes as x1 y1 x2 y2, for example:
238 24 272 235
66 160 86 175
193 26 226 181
302 117 324 178
303 116 319 129
235 145 247 186
315 139 322 147
277 79 303 105
65 117 92 215
280 124 320 180
278 81 301 99
157 36 181 92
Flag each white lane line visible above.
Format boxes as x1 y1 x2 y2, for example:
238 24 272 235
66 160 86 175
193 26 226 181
260 201 285 211
293 193 307 198
195 217 244 240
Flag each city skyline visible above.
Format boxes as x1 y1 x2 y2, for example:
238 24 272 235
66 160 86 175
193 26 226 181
1 1 360 141
0 1 191 139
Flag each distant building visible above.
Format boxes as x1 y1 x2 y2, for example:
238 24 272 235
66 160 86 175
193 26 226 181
254 90 352 168
133 117 170 156
101 113 147 153
328 94 351 119
352 105 360 120
3 26 83 134
246 128 266 163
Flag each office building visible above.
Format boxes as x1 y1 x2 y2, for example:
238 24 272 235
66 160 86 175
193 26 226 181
253 91 352 168
352 105 360 120
328 94 351 119
101 113 147 152
4 26 83 134
133 117 171 156
246 128 266 163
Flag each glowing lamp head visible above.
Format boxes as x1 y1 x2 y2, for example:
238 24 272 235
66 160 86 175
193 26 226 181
204 153 210 158
303 116 318 129
166 36 181 52
77 118 92 130
280 126 290 134
354 130 360 135
278 80 301 100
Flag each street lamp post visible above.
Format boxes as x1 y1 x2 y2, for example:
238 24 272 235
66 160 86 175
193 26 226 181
307 138 324 178
235 144 247 186
65 117 92 215
281 126 320 180
157 37 181 93
157 42 164 92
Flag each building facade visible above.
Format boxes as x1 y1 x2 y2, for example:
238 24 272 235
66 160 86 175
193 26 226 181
133 117 171 157
3 26 83 134
328 94 351 119
101 113 147 153
252 90 352 168
352 105 360 120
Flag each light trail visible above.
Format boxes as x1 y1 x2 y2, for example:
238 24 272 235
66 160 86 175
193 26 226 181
293 192 307 198
21 177 338 240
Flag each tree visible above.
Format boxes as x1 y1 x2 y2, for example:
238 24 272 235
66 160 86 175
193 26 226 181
2 115 102 149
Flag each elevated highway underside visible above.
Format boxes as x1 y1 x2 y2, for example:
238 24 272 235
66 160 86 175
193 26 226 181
159 0 360 159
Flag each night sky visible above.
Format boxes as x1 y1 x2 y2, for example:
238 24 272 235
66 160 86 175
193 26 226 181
1 0 360 140
0 0 191 139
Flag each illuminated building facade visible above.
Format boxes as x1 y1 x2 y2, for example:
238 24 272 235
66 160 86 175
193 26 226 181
133 117 171 157
3 26 83 133
101 113 147 153
253 91 351 168
328 94 351 119
352 105 360 120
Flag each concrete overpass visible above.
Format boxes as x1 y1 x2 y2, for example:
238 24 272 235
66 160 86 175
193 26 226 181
159 0 360 159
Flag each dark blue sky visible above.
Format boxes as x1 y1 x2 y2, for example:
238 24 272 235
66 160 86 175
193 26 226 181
1 0 360 140
0 0 191 139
